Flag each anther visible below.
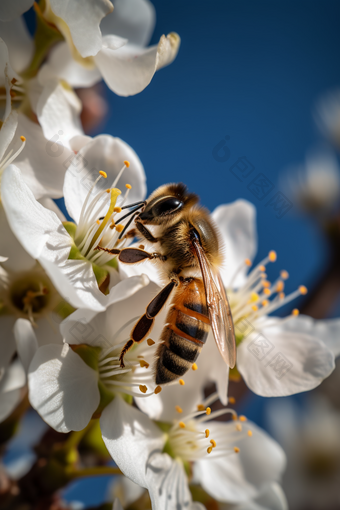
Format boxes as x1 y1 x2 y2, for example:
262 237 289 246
205 429 210 438
262 300 269 306
263 280 271 288
206 407 211 415
99 171 107 178
299 285 308 295
114 207 122 213
250 292 259 302
207 446 213 454
245 258 252 266
154 385 162 394
125 184 132 189
229 396 236 404
20 136 26 142
139 385 147 394
96 220 100 225
147 338 155 346
259 265 266 272
197 404 205 411
292 308 299 316
179 421 186 429
115 224 124 233
234 447 240 453
192 363 198 371
269 250 277 262
252 305 258 311
279 292 285 299
124 160 130 167
179 379 185 386
139 245 145 250
175 405 183 413
263 288 271 296
239 415 247 422
42 287 48 295
281 270 289 280
139 360 149 368
210 439 217 448
276 281 284 292
247 430 253 437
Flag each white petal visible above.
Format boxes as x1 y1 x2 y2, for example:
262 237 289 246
254 483 288 510
64 135 146 223
101 397 193 510
14 319 39 374
237 324 335 397
112 476 145 508
212 200 257 288
1 165 70 261
0 358 26 392
43 42 101 88
0 17 34 72
36 71 83 143
38 198 66 222
29 343 100 432
0 38 20 121
279 314 340 358
0 387 22 422
9 113 72 199
118 253 163 288
95 33 180 97
0 0 34 22
0 203 36 272
0 110 17 160
49 0 113 58
100 0 155 47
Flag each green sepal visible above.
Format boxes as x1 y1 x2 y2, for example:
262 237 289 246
80 420 110 458
92 381 115 419
189 484 218 506
229 365 241 381
22 1 63 79
63 221 77 239
70 344 101 371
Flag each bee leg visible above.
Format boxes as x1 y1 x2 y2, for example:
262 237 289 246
135 222 158 243
118 248 167 264
119 279 177 367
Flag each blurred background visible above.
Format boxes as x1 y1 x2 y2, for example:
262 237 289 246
15 1 340 508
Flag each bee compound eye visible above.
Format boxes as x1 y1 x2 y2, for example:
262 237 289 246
153 197 183 216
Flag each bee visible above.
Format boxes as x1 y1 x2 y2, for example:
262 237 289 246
96 183 236 385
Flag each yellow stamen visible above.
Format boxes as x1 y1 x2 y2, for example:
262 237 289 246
114 207 122 213
147 338 155 346
125 184 132 189
20 136 26 142
269 250 277 262
175 405 183 413
124 160 130 167
96 220 100 225
229 396 236 404
299 285 308 295
210 439 216 448
179 421 186 429
197 404 205 411
115 224 124 233
234 447 240 453
206 407 211 415
263 288 271 296
99 171 107 178
292 308 299 316
245 258 252 266
179 379 185 386
276 281 284 292
139 385 147 394
263 280 271 288
90 188 121 250
259 265 266 272
247 430 253 437
251 305 258 311
279 292 285 299
207 446 213 454
154 385 162 394
281 270 289 279
239 415 247 422
250 292 259 302
205 429 210 438
192 363 198 371
262 300 269 307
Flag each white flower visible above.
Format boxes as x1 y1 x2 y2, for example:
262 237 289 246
0 19 81 198
43 0 180 96
314 89 340 147
218 483 288 510
282 147 340 215
120 199 337 402
1 135 148 311
27 282 162 434
101 393 286 509
0 358 26 422
268 395 340 510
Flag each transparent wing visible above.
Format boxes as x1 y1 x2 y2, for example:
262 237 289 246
192 238 236 368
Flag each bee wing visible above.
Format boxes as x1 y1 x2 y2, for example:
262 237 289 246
192 238 237 369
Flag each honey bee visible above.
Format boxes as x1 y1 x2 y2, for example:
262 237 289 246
96 183 236 385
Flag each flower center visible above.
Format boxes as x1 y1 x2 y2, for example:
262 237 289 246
227 250 307 343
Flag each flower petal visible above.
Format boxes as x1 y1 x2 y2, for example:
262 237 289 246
0 17 34 72
94 32 180 97
49 0 113 58
0 0 33 22
237 324 335 397
28 343 100 432
0 315 17 372
0 358 26 392
64 135 146 223
0 388 22 422
100 0 155 47
14 318 39 374
0 110 17 160
212 200 257 288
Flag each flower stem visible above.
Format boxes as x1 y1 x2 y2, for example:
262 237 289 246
69 466 123 478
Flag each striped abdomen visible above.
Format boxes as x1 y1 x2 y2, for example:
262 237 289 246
155 278 210 385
